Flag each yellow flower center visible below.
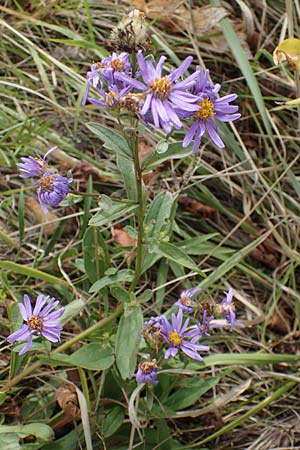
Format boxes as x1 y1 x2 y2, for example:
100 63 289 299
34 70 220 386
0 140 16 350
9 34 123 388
28 315 43 331
111 59 125 71
168 331 182 347
105 91 119 106
150 76 172 100
95 61 106 69
39 174 56 192
34 157 44 167
195 98 215 120
180 296 192 307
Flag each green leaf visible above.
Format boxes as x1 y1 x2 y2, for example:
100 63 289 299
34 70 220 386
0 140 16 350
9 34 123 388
177 235 234 258
154 241 205 276
116 154 138 202
201 352 300 366
89 269 134 293
209 0 271 135
18 188 25 245
0 261 68 286
198 233 272 289
0 433 20 450
102 407 125 437
164 377 219 410
86 122 132 158
115 305 143 379
41 343 114 370
145 191 175 238
22 386 55 421
89 202 137 227
0 424 54 448
60 299 85 325
83 227 109 283
110 286 131 303
142 141 192 170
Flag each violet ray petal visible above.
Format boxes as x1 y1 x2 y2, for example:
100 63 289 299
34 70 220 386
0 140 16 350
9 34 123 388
215 113 241 122
183 121 198 147
154 55 167 78
41 330 60 342
181 345 203 360
115 72 146 91
214 104 239 114
18 303 28 321
23 294 32 318
44 307 65 321
215 93 238 104
164 102 182 128
155 98 169 122
171 56 193 81
19 334 33 355
33 294 48 315
206 120 224 148
7 325 31 343
161 120 172 134
181 316 190 333
151 101 160 128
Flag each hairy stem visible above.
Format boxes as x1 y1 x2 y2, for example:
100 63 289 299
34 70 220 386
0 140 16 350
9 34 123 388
129 130 144 292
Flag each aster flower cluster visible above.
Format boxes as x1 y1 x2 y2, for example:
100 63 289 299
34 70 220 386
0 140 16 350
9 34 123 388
83 50 240 153
17 146 72 213
135 287 238 384
7 294 64 355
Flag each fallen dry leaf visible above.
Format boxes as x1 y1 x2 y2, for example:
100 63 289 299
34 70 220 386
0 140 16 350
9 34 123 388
139 140 153 160
178 196 216 217
112 225 137 247
129 1 252 57
25 198 59 237
56 385 81 419
267 307 291 334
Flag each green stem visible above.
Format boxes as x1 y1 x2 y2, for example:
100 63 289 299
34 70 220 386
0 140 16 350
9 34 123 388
0 305 123 393
130 130 144 292
295 68 300 128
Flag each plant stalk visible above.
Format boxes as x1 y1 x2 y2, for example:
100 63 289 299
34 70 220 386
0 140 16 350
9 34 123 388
130 129 144 292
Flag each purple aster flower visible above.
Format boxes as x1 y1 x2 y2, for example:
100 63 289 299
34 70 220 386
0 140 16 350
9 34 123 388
175 287 201 313
17 146 57 178
135 359 158 384
220 288 236 331
143 316 164 351
195 310 214 337
82 53 132 105
100 52 132 85
115 51 200 134
82 62 103 106
160 308 209 360
89 84 132 109
37 171 71 214
182 68 241 153
7 294 65 355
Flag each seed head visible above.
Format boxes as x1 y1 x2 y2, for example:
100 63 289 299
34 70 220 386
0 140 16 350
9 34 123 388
110 9 151 53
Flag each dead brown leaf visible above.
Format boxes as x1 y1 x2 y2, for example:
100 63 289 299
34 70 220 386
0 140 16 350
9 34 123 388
267 307 292 334
250 238 281 269
56 385 81 419
25 198 59 237
139 140 153 160
112 225 137 247
178 196 216 217
131 1 227 36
